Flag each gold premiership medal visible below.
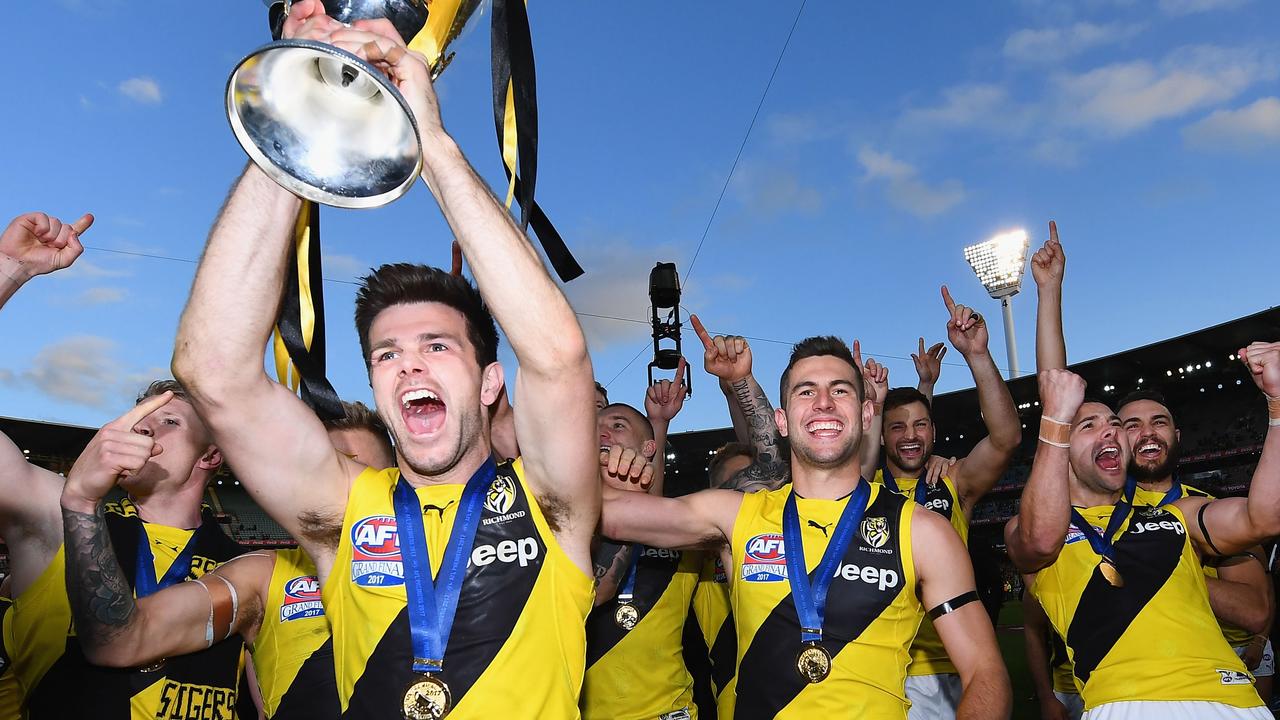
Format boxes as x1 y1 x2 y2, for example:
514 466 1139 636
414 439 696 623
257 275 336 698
402 675 452 720
615 602 640 630
795 643 832 683
1099 557 1124 587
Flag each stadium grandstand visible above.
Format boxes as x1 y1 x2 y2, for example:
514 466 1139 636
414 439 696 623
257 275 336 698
2 306 1277 585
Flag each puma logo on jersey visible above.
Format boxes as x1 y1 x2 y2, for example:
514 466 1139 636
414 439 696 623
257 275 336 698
807 520 832 537
351 516 405 587
1128 519 1185 536
280 576 324 622
155 679 236 720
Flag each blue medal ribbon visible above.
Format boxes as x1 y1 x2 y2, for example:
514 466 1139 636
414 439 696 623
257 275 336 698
782 479 872 644
135 524 201 599
1122 474 1182 507
1068 493 1134 567
617 546 641 604
880 461 927 506
394 458 496 675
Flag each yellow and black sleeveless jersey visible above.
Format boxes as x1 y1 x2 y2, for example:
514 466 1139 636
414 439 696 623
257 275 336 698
871 470 966 677
726 483 922 718
1032 503 1263 711
10 499 248 720
253 548 338 719
0 595 20 720
582 547 700 719
322 459 593 718
686 554 735 718
1130 482 1254 648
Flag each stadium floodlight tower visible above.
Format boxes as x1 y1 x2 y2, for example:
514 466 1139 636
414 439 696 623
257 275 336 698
964 229 1030 379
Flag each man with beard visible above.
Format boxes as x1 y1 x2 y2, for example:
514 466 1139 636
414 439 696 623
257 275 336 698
586 403 701 720
1 210 250 719
166 5 599 718
1007 353 1280 719
1032 221 1274 693
64 402 397 720
601 336 1011 719
1119 390 1274 690
874 288 1021 720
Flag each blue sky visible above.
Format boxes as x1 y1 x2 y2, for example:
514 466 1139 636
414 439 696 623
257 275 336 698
2 0 1278 433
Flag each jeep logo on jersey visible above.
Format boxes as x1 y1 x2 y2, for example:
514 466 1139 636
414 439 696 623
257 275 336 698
280 575 325 622
859 517 890 549
351 515 405 587
1128 519 1185 536
834 562 900 591
470 537 540 568
485 475 516 515
742 533 788 582
924 497 951 513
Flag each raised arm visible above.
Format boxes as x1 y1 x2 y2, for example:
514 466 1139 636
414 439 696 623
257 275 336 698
720 379 751 445
912 337 946 403
940 287 1021 510
0 210 93 594
325 24 600 552
601 483 742 551
913 508 1012 720
644 357 688 497
1005 370 1085 573
1021 593 1071 720
690 315 789 492
852 340 888 480
1177 342 1280 557
1032 221 1067 371
59 394 271 663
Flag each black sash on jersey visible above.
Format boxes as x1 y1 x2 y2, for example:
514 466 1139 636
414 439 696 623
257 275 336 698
0 598 11 678
585 547 683 667
344 461 547 718
27 503 247 719
734 490 908 718
272 638 340 720
1065 506 1183 685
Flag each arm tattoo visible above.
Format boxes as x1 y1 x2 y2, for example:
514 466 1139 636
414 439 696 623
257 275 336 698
723 378 790 492
62 505 137 647
592 541 635 603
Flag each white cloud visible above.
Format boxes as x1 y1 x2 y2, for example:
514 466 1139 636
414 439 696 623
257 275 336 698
76 287 127 305
118 77 162 104
856 148 965 217
1004 22 1144 63
1054 46 1276 135
731 166 823 217
902 84 1022 130
1183 96 1280 150
52 259 132 280
1030 137 1083 167
322 253 372 282
1159 0 1250 15
5 336 162 409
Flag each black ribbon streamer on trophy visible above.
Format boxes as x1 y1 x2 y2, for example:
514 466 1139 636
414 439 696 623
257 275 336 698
228 0 582 420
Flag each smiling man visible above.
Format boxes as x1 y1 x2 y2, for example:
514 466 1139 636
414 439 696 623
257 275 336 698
1007 354 1280 720
600 336 1010 719
167 5 598 718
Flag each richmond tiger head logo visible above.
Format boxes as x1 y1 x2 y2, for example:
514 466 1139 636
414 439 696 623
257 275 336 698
484 476 516 515
860 517 890 549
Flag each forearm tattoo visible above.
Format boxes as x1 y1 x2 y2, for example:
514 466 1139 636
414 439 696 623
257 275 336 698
62 505 136 647
723 378 790 492
593 540 635 601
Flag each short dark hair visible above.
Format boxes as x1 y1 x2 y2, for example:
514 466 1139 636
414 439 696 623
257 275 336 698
354 263 499 369
778 336 864 408
1117 388 1175 421
323 401 394 457
594 381 609 404
601 402 654 441
708 442 753 484
883 387 932 420
137 379 191 404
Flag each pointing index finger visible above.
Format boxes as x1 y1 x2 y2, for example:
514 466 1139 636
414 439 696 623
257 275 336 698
113 391 174 431
71 213 95 235
941 285 956 313
675 356 688 387
1048 220 1059 246
689 314 714 351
